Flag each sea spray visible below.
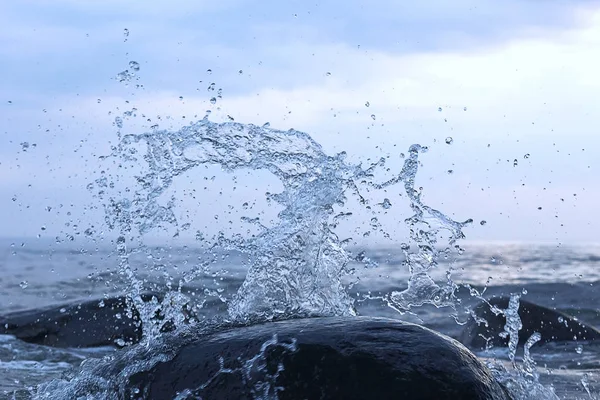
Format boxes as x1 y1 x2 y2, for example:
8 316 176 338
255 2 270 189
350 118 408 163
98 122 476 327
370 144 472 314
100 120 360 323
36 118 550 399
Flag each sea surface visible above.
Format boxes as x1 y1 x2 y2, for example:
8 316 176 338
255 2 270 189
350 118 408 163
1 239 599 399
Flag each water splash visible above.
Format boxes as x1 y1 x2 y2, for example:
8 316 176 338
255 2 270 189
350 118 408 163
522 332 541 378
100 122 476 326
475 294 557 400
37 115 557 399
372 144 472 314
496 293 523 363
124 121 358 320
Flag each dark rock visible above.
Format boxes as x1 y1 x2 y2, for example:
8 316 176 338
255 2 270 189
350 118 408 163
0 293 164 348
127 316 511 400
460 297 600 350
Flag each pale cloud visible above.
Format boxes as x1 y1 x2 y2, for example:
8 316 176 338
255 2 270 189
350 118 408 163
2 1 599 243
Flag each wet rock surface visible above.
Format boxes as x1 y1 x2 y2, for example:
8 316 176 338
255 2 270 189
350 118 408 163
0 294 163 348
127 316 511 400
460 296 600 350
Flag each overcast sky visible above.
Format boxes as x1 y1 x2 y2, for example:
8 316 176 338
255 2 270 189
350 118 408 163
1 0 599 246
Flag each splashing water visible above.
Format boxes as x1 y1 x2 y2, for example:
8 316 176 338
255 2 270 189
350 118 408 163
495 293 523 363
33 117 556 399
370 144 472 315
102 120 363 324
99 122 475 327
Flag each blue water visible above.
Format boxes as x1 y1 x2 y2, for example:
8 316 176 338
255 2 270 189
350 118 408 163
1 240 599 399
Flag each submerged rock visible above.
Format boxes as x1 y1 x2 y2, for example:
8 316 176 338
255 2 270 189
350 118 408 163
127 316 511 400
460 297 600 350
0 293 170 348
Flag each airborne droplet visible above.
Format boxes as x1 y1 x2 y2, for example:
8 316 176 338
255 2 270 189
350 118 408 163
128 61 140 72
370 114 376 120
365 101 370 107
445 137 453 145
19 281 28 289
380 198 392 209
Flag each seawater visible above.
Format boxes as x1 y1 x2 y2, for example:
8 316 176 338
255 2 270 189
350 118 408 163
0 121 599 399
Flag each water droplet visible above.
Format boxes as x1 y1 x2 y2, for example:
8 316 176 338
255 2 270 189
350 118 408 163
537 206 542 210
513 159 518 167
480 220 487 226
207 69 212 74
370 217 378 225
365 101 370 107
380 198 392 209
19 281 28 289
59 308 66 313
262 122 270 128
438 107 443 112
524 153 530 159
576 345 583 354
210 97 217 104
7 100 12 104
370 114 376 120
97 99 102 104
445 137 453 145
238 70 243 74
98 300 105 308
128 61 140 72
20 142 30 151
463 106 467 111
447 169 453 174
558 316 564 323
179 96 184 101
326 72 331 76
115 338 126 347
115 116 123 129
